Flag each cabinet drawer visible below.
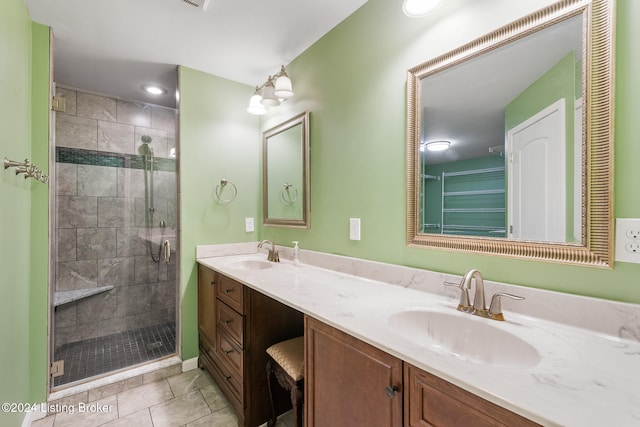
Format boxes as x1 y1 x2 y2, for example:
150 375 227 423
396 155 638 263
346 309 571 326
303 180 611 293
208 351 244 409
217 300 245 348
216 274 245 313
405 363 539 427
216 329 244 376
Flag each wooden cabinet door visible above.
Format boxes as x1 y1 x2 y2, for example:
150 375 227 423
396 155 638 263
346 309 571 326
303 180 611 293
405 364 539 427
305 316 403 427
197 264 217 346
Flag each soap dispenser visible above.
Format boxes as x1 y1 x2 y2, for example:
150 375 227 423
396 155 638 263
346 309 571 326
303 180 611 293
292 241 301 265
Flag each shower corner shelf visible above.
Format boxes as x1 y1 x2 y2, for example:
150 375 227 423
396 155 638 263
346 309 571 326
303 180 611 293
54 285 115 307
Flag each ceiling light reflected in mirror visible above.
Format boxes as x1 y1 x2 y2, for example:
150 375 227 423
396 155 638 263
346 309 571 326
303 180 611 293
423 140 451 152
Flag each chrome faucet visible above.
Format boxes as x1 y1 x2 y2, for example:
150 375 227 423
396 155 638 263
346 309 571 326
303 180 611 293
445 269 524 321
258 240 280 262
461 268 487 314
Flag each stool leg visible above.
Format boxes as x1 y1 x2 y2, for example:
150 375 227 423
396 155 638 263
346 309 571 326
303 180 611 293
266 359 277 427
290 382 303 427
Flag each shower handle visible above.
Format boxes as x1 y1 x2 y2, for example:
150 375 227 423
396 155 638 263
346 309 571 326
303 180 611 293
163 240 171 264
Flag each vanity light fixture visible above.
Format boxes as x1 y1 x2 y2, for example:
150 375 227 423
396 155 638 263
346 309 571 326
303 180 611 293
424 140 450 152
247 65 294 115
141 84 167 95
403 0 444 17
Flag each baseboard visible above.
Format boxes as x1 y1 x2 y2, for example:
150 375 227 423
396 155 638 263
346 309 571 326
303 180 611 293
182 357 198 372
21 404 47 427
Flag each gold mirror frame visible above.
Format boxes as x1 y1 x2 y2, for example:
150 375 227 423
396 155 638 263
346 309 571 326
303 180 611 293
263 111 311 228
406 0 615 267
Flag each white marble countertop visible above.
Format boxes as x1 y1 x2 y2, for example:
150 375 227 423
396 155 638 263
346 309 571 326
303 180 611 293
197 249 640 427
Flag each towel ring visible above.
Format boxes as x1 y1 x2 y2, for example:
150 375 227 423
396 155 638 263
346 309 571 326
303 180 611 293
215 179 237 204
281 183 298 205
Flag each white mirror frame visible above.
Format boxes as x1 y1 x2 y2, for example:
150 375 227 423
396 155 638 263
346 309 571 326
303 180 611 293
406 0 615 268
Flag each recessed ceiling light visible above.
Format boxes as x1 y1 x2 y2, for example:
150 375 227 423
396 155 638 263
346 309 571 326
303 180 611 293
403 0 444 17
141 84 167 95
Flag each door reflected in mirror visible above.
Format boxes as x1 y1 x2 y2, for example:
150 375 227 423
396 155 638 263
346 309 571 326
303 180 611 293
263 112 310 228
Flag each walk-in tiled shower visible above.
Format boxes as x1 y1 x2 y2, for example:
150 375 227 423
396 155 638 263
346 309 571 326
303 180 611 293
52 87 178 387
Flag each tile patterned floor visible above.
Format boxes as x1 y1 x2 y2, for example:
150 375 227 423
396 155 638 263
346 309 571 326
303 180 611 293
32 365 295 427
54 322 176 386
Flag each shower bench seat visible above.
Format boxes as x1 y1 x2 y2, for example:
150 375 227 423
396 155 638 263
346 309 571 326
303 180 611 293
53 285 114 307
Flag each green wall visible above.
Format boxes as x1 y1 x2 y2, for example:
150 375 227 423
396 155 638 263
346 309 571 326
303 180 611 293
0 2 33 425
0 1 50 425
178 67 260 359
257 0 640 304
29 21 50 412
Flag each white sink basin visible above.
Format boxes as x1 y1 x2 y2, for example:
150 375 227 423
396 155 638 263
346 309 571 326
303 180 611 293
388 309 541 368
228 260 273 270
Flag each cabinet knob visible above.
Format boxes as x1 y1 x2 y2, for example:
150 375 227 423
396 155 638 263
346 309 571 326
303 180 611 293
224 288 232 294
210 280 215 286
223 319 232 325
225 375 232 381
384 385 398 399
224 349 233 355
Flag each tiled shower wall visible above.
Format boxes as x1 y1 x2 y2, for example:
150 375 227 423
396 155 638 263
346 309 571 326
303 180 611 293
54 87 178 347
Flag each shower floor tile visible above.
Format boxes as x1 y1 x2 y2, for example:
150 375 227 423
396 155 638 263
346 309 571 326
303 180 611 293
53 322 176 387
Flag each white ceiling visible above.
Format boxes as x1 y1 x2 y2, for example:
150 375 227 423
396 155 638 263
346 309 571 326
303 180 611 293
24 0 368 108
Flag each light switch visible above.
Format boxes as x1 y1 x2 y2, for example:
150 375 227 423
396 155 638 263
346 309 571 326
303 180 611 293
245 217 255 232
350 218 361 241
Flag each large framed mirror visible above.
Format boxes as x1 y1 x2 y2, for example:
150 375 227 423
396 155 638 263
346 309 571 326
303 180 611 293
406 0 615 267
263 111 310 228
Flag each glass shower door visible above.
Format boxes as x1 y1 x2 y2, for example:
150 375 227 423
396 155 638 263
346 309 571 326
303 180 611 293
51 86 178 388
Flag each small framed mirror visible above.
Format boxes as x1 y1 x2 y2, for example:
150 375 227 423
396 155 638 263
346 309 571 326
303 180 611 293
263 111 310 228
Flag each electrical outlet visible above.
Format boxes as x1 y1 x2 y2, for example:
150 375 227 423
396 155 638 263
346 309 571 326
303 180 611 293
626 228 640 239
349 218 361 241
625 242 640 253
615 218 640 263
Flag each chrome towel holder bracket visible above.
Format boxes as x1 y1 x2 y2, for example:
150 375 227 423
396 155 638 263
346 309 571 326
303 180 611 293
4 157 49 184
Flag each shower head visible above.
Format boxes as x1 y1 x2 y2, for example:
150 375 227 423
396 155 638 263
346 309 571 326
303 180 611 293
141 135 152 144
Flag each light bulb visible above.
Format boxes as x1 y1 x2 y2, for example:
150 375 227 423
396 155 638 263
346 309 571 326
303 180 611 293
274 75 294 98
247 94 266 115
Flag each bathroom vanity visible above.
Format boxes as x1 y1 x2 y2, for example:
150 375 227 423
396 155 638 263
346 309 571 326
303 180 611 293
197 264 303 427
305 315 404 426
196 245 640 427
305 316 538 427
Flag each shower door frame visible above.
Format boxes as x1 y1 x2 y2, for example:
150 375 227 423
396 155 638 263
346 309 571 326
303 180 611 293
47 85 182 394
